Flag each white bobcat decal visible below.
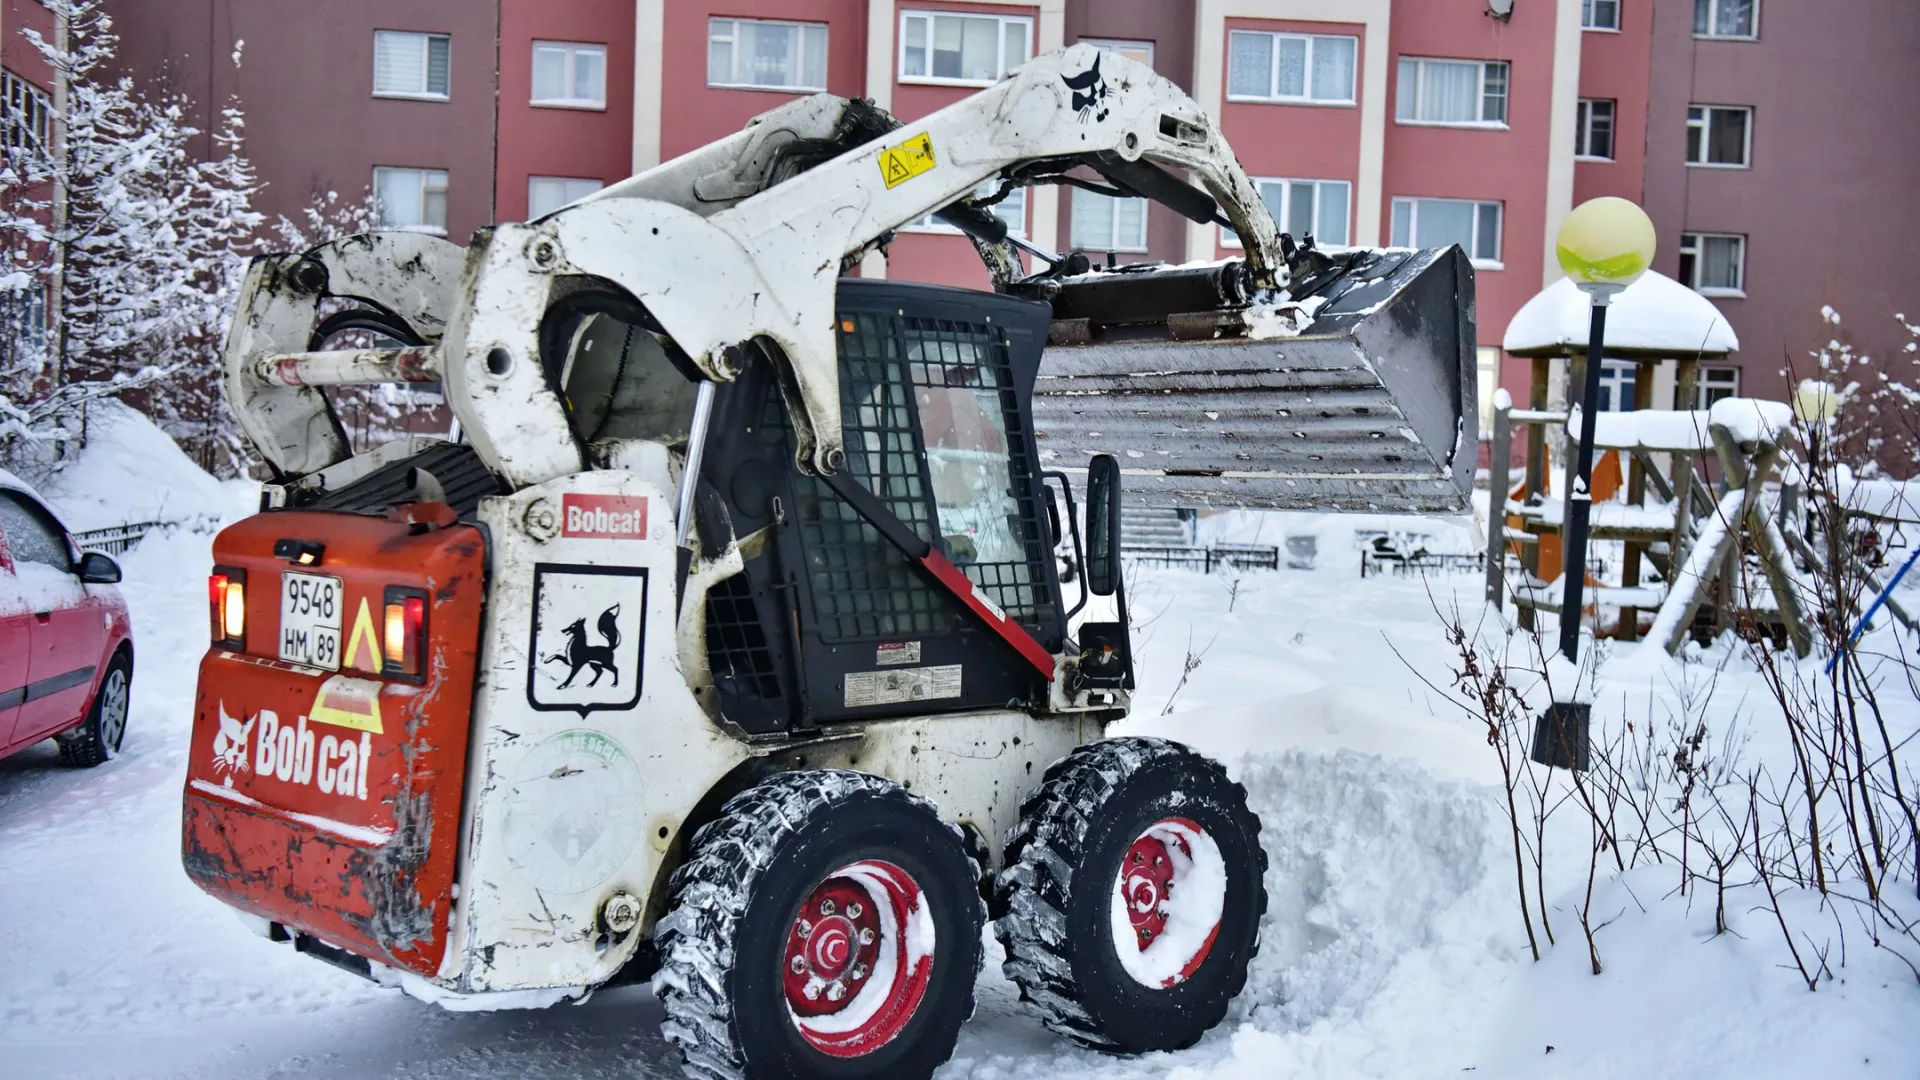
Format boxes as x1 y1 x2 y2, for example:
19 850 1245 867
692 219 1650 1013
212 702 253 783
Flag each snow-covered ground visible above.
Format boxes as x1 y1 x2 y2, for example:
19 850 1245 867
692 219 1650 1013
3 420 1917 1079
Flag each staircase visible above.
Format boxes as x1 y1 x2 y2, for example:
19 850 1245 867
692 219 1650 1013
1122 503 1193 547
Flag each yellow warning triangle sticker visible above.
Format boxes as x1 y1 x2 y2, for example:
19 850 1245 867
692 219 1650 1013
344 596 382 674
311 674 384 734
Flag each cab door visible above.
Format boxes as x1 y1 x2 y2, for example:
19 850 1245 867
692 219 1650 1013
0 492 99 742
0 528 31 750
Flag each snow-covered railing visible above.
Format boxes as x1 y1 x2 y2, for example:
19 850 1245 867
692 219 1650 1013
71 514 222 555
1122 544 1279 573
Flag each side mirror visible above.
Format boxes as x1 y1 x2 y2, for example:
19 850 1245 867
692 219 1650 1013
77 551 122 584
1085 454 1122 597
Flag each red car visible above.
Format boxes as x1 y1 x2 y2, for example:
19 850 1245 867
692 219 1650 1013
0 470 134 766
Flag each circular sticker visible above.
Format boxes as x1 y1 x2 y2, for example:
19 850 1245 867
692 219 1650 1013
501 729 646 894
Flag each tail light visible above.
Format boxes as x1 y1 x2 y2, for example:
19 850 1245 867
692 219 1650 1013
209 567 246 647
382 587 429 680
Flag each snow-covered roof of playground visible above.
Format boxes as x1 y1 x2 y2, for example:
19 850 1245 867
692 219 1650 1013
1503 271 1740 358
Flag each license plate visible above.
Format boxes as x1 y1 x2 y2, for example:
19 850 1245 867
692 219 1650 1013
280 572 343 671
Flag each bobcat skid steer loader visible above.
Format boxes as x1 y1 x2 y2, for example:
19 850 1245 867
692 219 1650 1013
182 45 1475 1080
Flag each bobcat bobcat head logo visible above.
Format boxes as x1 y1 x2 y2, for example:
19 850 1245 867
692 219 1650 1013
543 604 622 689
212 702 253 780
1062 53 1110 123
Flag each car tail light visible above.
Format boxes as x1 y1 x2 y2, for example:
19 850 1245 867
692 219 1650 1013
383 587 429 679
210 567 246 647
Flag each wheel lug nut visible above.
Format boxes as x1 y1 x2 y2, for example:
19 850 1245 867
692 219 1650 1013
852 963 869 980
1132 853 1144 864
820 899 836 916
846 901 863 919
858 928 876 946
790 954 806 974
826 980 846 1002
1153 856 1164 866
797 919 812 938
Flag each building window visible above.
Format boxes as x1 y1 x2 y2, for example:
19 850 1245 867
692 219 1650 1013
374 167 449 233
1694 0 1757 38
1596 359 1639 412
2 71 51 158
708 18 827 92
1070 192 1148 252
1678 232 1746 296
1696 366 1740 408
528 177 603 219
1583 0 1621 30
532 42 607 107
1686 105 1750 167
1396 58 1508 126
1477 346 1502 436
1223 178 1351 248
905 183 1028 239
1390 197 1503 266
2 280 47 358
1575 99 1615 159
374 31 450 100
899 11 1032 86
1081 39 1153 69
1226 31 1357 105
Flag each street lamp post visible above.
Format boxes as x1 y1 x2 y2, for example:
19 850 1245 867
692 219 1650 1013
1531 197 1656 771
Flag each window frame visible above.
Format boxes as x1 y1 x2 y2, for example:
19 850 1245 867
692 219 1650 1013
1395 56 1511 128
1596 358 1639 412
902 183 1029 240
372 166 451 236
531 40 609 109
1476 346 1503 437
898 10 1034 88
527 176 604 220
1677 231 1747 297
1069 190 1150 254
1390 196 1504 269
1686 104 1752 168
1696 366 1742 408
1694 0 1760 40
1079 38 1154 69
2 71 51 159
1219 177 1353 249
0 490 73 573
372 30 451 102
1575 98 1616 161
1582 0 1622 31
1224 30 1360 107
707 17 829 94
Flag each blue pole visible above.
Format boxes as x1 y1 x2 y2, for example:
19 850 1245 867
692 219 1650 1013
1827 545 1920 674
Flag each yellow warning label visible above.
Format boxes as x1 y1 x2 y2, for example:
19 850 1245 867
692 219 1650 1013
310 673 384 735
877 133 937 189
344 596 382 674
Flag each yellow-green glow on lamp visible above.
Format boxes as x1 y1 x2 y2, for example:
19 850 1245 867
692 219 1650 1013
1556 196 1657 295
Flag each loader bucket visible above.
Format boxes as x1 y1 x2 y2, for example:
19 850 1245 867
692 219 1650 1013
1031 246 1476 513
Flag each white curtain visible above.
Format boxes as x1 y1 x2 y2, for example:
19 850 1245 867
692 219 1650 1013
1419 61 1479 123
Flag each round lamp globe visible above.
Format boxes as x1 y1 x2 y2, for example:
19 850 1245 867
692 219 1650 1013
1555 197 1657 288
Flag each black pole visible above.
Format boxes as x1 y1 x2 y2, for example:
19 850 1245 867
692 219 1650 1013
1558 298 1610 661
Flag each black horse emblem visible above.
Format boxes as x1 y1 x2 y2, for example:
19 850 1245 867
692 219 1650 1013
1062 52 1110 123
544 604 622 689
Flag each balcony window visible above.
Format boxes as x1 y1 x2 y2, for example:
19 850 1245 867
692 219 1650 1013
708 18 827 92
1080 39 1154 69
904 183 1028 239
533 42 607 107
1576 98 1615 160
1583 0 1621 30
1694 0 1757 39
528 177 603 219
1226 31 1357 105
900 11 1032 86
374 167 449 234
374 31 450 100
1696 366 1741 408
1686 105 1751 167
1070 192 1148 253
1396 57 1508 126
1678 232 1746 296
1390 197 1503 267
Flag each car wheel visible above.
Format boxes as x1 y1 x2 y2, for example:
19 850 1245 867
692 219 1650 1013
57 650 131 768
995 737 1267 1053
653 769 984 1080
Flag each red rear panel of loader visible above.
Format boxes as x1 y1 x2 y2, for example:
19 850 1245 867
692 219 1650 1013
181 511 485 977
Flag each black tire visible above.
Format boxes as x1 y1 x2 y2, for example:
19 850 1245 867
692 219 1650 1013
57 650 131 768
653 770 985 1080
994 737 1266 1053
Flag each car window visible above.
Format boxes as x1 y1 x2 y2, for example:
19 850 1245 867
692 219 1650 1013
0 492 71 571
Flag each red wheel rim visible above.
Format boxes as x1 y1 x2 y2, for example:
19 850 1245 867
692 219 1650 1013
1111 816 1226 988
782 859 935 1057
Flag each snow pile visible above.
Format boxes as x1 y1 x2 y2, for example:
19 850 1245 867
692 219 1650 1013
1245 295 1327 340
30 400 256 531
1707 396 1794 446
1564 405 1712 452
1503 271 1739 356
